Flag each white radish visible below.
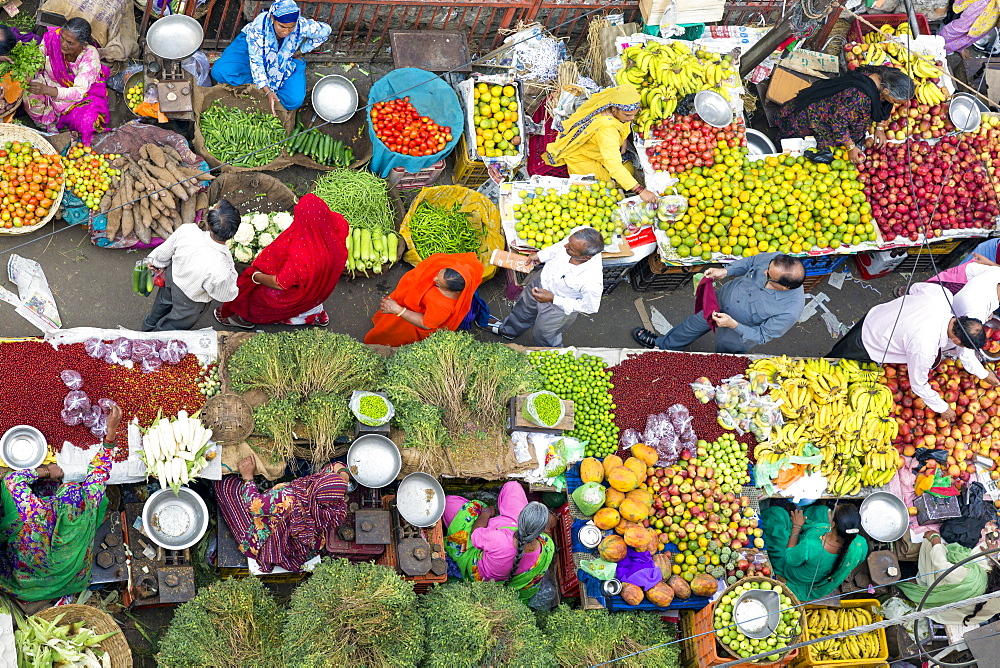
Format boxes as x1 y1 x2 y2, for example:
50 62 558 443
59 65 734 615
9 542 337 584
144 429 160 463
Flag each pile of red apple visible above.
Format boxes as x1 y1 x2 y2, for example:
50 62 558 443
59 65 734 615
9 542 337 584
888 354 1000 487
974 115 1000 201
857 135 999 242
882 100 954 141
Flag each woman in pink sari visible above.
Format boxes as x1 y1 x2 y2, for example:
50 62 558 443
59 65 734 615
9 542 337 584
24 19 108 145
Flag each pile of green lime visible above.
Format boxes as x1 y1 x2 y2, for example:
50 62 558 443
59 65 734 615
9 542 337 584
713 580 801 662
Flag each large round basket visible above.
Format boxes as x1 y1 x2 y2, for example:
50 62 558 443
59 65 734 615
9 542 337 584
0 124 66 235
34 604 132 668
207 172 297 216
715 575 803 663
201 392 254 444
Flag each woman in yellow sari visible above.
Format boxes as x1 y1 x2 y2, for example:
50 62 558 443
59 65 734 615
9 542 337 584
542 85 656 203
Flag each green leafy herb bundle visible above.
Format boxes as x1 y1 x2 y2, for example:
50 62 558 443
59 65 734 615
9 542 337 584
543 605 681 668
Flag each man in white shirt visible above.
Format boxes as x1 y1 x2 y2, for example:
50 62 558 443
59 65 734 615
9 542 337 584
142 201 241 332
487 227 604 347
951 262 1000 323
828 282 997 420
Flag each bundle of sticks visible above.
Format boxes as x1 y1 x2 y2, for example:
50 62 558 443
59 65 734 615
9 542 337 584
102 142 215 243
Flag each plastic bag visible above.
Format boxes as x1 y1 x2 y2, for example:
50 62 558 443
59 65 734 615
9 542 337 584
572 482 606 516
90 413 108 439
130 339 158 362
81 405 102 428
97 398 116 410
527 576 558 611
644 413 680 466
543 439 568 477
581 558 618 581
522 390 566 428
112 337 133 363
141 356 163 373
160 339 189 365
619 428 641 451
84 338 109 360
60 370 83 390
61 408 83 426
349 390 396 427
64 390 91 412
690 377 716 404
667 404 696 449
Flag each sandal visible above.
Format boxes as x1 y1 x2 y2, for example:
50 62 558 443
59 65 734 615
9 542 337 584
484 316 515 340
632 327 659 349
214 308 253 329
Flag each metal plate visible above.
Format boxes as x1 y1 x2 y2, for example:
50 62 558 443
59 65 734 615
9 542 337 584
355 509 392 544
146 15 203 61
745 129 777 157
1 425 46 470
950 93 984 132
311 75 359 123
860 491 909 543
142 488 209 550
347 434 401 488
694 90 734 128
396 472 445 528
390 31 472 72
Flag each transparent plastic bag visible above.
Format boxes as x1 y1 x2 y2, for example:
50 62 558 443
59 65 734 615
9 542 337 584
90 413 108 439
522 390 566 428
97 398 116 410
81 405 102 428
349 390 396 426
84 338 109 360
543 438 569 477
690 377 716 404
717 409 738 431
667 404 696 447
160 339 189 365
141 356 163 373
644 413 680 466
581 558 618 580
619 428 642 450
60 370 84 390
64 390 91 412
112 337 133 362
61 408 83 426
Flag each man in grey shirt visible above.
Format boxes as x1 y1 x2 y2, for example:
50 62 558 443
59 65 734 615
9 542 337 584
632 253 806 354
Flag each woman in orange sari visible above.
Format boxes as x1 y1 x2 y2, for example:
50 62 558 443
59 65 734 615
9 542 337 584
364 253 484 347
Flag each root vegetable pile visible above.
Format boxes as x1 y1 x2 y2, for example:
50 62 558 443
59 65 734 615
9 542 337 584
608 351 751 448
0 341 204 456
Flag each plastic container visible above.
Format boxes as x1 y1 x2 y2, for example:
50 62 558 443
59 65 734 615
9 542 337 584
553 504 580 597
848 13 932 42
800 254 849 276
603 263 632 295
452 135 490 187
854 250 906 279
385 160 447 190
795 599 888 667
905 238 962 255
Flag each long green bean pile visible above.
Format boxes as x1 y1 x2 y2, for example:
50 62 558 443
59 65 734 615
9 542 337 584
200 102 286 167
312 169 395 234
409 201 483 258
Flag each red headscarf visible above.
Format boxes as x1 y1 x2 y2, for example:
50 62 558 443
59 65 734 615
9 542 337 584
220 194 349 323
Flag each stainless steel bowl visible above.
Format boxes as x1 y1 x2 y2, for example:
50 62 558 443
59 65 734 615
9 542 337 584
746 128 777 157
347 434 401 488
949 93 985 133
396 472 445 527
1 425 46 470
733 589 782 639
578 523 603 548
142 487 209 550
311 75 359 123
860 492 909 542
146 15 204 61
694 90 734 128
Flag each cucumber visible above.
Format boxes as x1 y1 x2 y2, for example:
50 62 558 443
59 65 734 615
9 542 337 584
352 227 362 260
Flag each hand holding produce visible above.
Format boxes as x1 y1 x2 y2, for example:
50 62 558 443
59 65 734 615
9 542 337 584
370 96 453 156
16 612 119 668
0 39 44 86
140 410 215 493
472 82 521 158
0 140 63 229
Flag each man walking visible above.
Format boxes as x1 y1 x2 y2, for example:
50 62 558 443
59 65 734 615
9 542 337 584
632 253 806 353
142 201 241 331
487 227 604 347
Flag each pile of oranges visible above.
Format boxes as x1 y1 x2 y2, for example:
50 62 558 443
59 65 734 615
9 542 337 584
0 140 63 229
62 143 120 211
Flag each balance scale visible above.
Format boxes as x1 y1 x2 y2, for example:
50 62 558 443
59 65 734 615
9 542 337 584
143 15 204 120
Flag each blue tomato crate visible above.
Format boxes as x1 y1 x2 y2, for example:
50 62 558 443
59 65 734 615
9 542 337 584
799 254 848 277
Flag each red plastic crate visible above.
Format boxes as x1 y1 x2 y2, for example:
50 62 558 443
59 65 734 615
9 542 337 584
848 14 931 42
553 503 579 598
680 604 800 668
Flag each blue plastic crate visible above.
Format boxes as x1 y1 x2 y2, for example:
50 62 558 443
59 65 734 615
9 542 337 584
566 461 584 496
800 254 848 277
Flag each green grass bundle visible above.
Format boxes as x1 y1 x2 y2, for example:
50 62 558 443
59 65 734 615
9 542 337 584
156 578 284 667
282 559 425 667
543 605 681 668
420 581 555 668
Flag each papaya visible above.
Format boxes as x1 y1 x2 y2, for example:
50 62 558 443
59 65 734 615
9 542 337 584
619 498 649 523
614 519 638 536
690 573 720 598
593 507 621 531
624 525 651 549
653 553 673 579
604 488 626 509
631 442 659 466
646 581 675 608
624 456 647 481
621 582 644 605
580 457 605 484
597 534 627 562
602 454 623 477
607 466 638 493
667 574 692 600
625 488 653 507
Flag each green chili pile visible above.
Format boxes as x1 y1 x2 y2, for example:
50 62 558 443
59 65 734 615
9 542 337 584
312 169 395 234
200 102 286 167
409 201 482 259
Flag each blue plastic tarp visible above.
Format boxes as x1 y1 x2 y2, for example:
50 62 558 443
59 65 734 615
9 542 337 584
367 68 464 178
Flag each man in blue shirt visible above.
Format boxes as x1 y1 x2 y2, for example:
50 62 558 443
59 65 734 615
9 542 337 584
632 253 806 354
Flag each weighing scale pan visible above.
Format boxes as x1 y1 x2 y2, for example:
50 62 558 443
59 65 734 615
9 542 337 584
142 487 209 550
146 15 203 61
347 434 401 488
0 425 46 470
396 472 445 527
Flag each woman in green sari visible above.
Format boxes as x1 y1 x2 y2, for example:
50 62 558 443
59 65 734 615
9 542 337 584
761 502 868 602
0 404 120 601
444 481 556 603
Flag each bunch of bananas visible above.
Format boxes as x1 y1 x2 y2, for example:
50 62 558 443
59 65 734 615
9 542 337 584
846 38 949 107
747 355 807 384
804 359 849 404
837 358 884 384
848 381 894 417
774 378 814 420
615 41 737 136
826 464 864 496
862 444 903 486
862 22 910 43
806 607 882 661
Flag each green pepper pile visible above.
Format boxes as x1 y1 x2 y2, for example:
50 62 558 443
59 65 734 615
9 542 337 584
200 102 286 167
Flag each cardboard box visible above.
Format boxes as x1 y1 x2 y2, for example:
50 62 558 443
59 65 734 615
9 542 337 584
781 49 838 74
766 67 815 104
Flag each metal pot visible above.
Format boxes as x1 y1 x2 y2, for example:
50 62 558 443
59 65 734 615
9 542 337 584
860 492 909 543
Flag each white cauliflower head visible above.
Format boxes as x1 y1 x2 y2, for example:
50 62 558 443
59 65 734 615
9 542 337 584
232 245 253 263
232 222 255 244
251 212 270 231
258 232 275 247
272 211 294 230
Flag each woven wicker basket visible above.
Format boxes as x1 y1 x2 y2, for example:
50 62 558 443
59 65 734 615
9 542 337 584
34 604 132 668
715 575 803 663
0 124 66 235
201 392 254 443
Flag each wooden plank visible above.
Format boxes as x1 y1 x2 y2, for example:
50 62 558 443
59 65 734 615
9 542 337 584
511 394 575 430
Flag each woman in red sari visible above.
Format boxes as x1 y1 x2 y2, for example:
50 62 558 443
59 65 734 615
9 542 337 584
215 194 349 327
364 253 484 346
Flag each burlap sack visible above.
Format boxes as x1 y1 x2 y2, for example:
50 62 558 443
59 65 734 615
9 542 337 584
208 173 298 216
286 98 373 171
192 84 295 173
39 0 139 62
586 20 640 85
221 441 288 480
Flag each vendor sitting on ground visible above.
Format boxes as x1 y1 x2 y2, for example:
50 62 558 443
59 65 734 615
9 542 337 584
760 502 868 602
211 0 332 112
775 65 914 165
215 456 349 573
363 252 484 347
542 85 657 204
907 237 1000 296
897 524 1000 626
24 19 109 145
0 403 121 601
444 481 557 604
